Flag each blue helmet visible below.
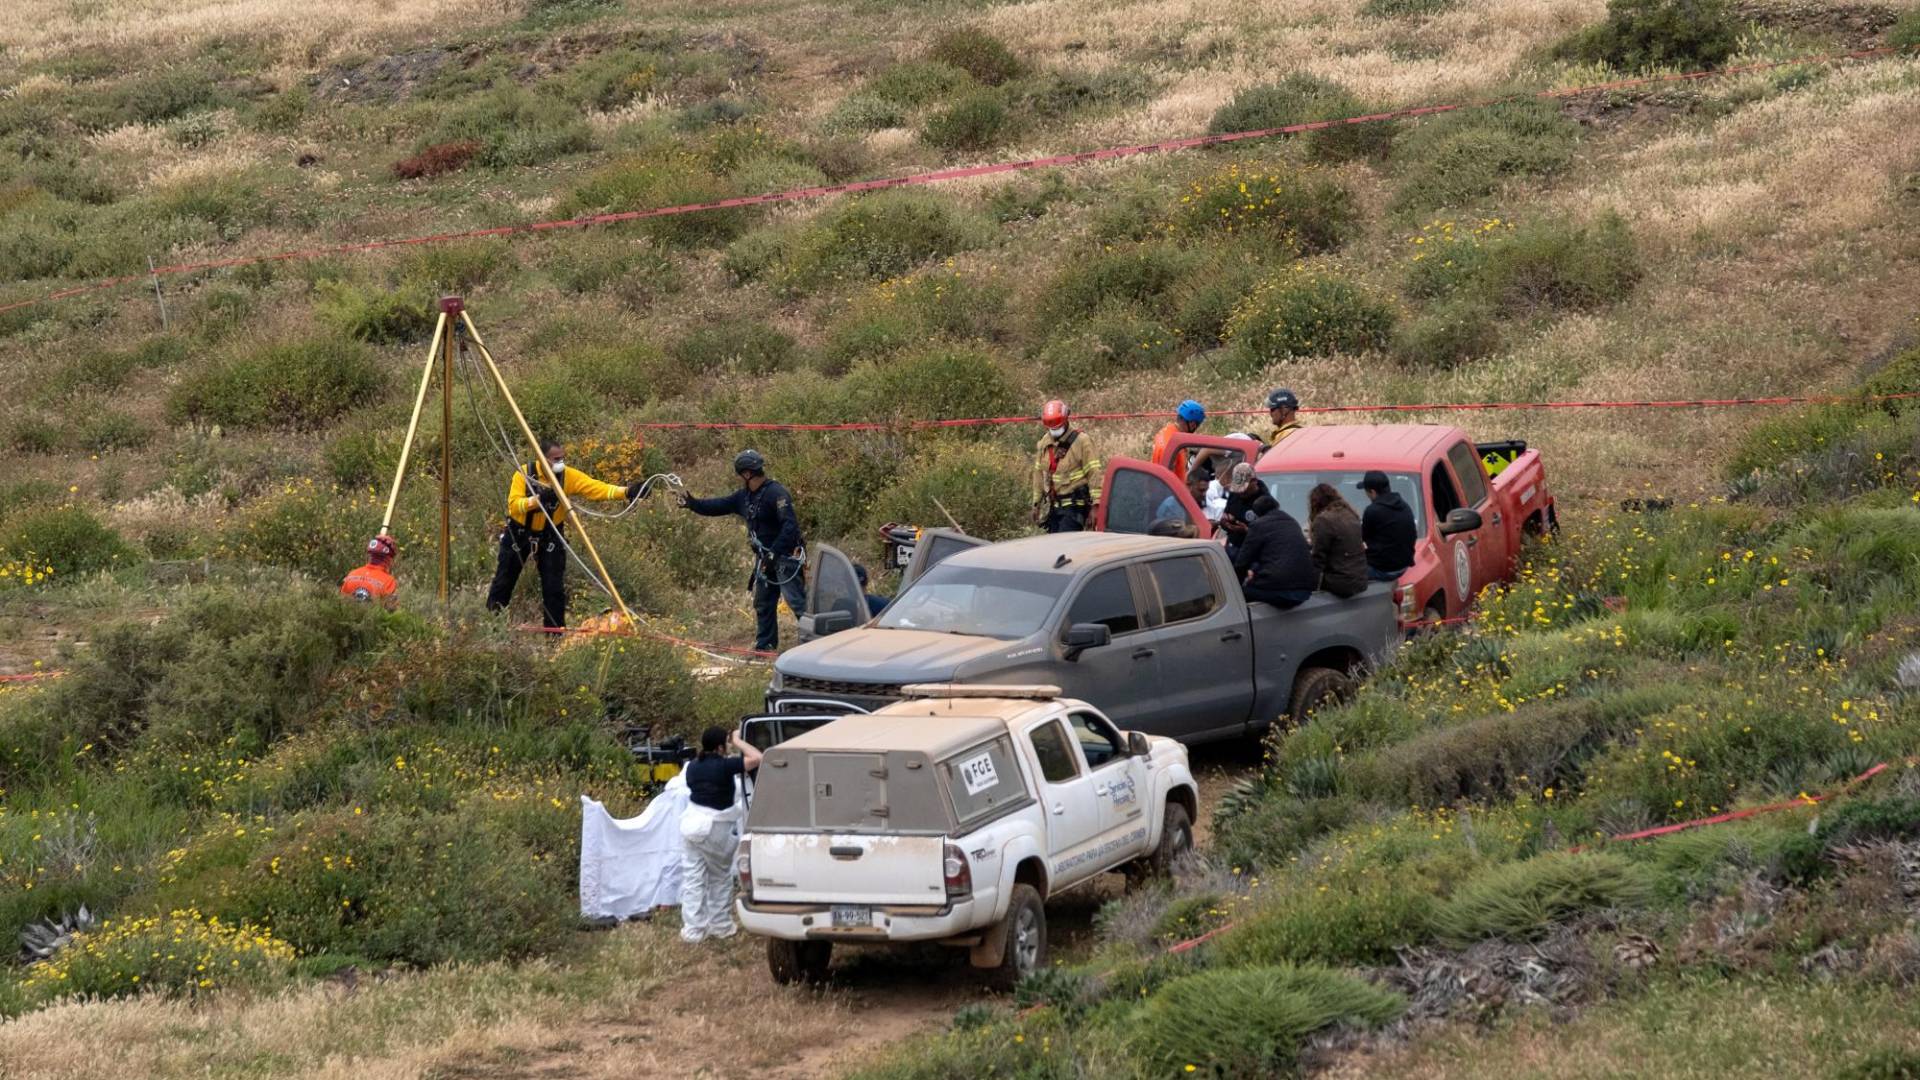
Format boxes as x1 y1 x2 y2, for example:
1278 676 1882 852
1177 399 1206 424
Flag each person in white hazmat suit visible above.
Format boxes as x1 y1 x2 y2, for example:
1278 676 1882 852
678 725 762 943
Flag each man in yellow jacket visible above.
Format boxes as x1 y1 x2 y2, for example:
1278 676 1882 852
486 439 648 628
1031 399 1103 533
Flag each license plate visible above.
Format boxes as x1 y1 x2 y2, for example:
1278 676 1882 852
830 904 872 928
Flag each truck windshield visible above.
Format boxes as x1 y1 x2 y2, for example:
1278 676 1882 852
875 565 1067 639
1260 470 1426 537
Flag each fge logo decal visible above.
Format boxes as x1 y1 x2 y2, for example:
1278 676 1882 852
1107 774 1137 806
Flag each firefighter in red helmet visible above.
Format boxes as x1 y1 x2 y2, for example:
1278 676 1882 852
1030 399 1103 533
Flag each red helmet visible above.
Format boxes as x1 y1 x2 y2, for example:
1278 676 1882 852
367 534 396 562
1040 399 1070 427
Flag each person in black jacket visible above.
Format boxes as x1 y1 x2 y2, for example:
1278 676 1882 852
1217 462 1269 562
1357 470 1416 581
1233 495 1316 609
678 449 806 651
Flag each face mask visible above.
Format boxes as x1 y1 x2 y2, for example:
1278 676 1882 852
549 460 565 473
1047 426 1067 439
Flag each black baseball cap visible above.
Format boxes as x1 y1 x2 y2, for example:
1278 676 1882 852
1266 388 1299 410
1357 470 1391 493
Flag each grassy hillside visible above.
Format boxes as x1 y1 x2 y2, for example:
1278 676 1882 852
2 0 1920 1073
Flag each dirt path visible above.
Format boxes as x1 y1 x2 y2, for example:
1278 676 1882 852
432 750 1260 1080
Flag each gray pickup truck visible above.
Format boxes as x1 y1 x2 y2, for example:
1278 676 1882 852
770 532 1399 744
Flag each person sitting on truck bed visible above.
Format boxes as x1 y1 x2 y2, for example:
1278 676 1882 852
1357 470 1416 582
1307 483 1367 599
1218 462 1269 560
678 725 763 944
1233 495 1316 609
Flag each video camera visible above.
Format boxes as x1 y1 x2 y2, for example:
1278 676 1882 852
622 725 696 784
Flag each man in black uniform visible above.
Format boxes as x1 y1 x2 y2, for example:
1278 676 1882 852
1358 470 1416 581
678 449 806 652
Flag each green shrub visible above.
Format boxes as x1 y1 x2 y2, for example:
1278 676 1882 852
560 342 684 405
866 447 1031 540
74 409 152 452
170 339 387 431
325 427 400 487
106 68 224 128
1431 851 1653 944
560 153 750 248
1037 304 1180 387
314 280 434 345
1473 213 1641 316
1350 698 1619 807
844 345 1025 425
510 375 600 443
1177 162 1355 252
552 635 697 735
865 61 975 107
1391 100 1579 214
921 90 1010 151
1215 793 1360 871
1554 0 1740 72
771 191 989 294
1208 74 1396 162
16 911 293 1006
0 506 131 577
1396 295 1502 367
1726 405 1869 478
1220 873 1435 965
926 28 1023 86
1005 68 1152 121
1225 264 1397 368
401 240 516 291
9 414 63 454
1363 0 1458 15
1128 965 1404 1077
423 84 593 169
1893 10 1920 51
545 237 683 300
671 323 797 375
1036 242 1196 327
825 93 908 134
1171 253 1272 349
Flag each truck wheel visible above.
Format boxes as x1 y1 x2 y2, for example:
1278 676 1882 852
987 884 1047 991
767 938 833 986
1144 802 1193 880
1288 666 1354 727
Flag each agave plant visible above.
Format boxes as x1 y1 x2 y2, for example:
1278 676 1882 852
19 906 98 964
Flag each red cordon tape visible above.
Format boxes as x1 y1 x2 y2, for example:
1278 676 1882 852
0 670 64 684
514 622 776 660
629 392 1920 433
0 45 1905 319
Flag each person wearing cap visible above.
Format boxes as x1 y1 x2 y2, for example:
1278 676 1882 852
340 534 399 604
679 449 806 652
1357 470 1416 581
1150 399 1207 479
1233 495 1316 609
489 438 653 630
1031 399 1103 533
1217 461 1270 559
1200 433 1261 521
1265 388 1304 446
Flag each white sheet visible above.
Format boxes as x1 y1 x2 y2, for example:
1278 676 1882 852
579 776 690 919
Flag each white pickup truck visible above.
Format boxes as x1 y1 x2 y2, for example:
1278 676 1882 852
736 685 1198 987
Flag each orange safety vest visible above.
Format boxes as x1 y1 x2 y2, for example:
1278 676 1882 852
340 564 397 602
1149 422 1192 479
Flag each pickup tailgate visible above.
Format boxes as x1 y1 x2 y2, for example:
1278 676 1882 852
1488 446 1550 524
748 832 948 905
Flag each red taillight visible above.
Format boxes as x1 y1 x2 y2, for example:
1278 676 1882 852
943 842 972 899
736 837 752 895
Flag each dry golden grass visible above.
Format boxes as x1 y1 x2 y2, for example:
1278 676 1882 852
0 0 517 64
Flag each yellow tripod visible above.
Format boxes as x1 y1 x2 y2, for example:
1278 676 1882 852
373 296 633 626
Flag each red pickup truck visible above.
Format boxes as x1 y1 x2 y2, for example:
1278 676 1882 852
1094 424 1556 628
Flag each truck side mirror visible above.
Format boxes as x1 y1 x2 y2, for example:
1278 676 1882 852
800 610 855 639
1062 622 1111 661
1438 508 1484 536
1127 731 1150 757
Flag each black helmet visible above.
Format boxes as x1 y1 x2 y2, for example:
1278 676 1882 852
1266 387 1300 411
733 448 767 475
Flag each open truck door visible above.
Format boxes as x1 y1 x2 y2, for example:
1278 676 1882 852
899 527 989 589
1161 432 1266 482
798 543 865 641
1095 457 1213 539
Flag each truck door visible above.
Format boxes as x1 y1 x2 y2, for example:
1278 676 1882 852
1053 566 1165 732
799 544 864 641
1022 717 1106 887
1137 553 1252 740
1445 439 1510 588
1427 458 1470 616
1095 458 1211 538
1065 709 1149 846
899 528 988 589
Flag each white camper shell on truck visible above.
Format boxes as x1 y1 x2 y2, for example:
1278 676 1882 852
735 685 1198 987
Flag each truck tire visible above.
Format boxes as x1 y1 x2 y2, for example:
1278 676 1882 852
767 938 833 986
1288 666 1354 727
987 884 1047 991
1144 802 1193 880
